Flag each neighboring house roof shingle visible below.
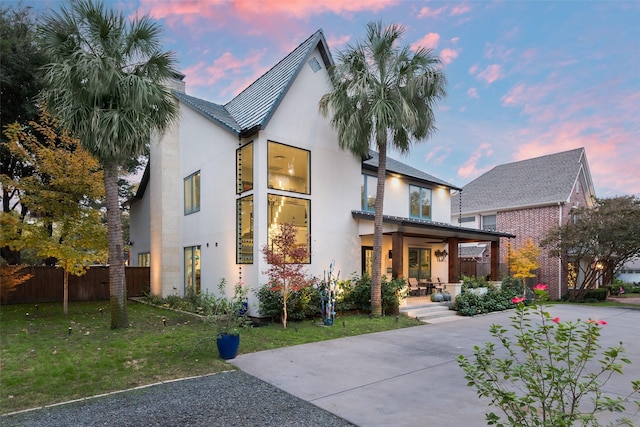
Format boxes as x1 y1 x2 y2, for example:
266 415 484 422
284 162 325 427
452 148 590 214
178 29 332 137
364 151 460 190
459 245 486 258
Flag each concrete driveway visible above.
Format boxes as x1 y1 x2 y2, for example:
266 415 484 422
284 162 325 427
233 304 640 427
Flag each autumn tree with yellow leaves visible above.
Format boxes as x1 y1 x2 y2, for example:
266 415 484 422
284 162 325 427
0 113 107 314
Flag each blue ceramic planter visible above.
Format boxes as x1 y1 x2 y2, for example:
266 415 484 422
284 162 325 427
216 334 240 360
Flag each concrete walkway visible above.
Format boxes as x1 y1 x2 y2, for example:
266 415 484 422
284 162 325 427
233 304 640 427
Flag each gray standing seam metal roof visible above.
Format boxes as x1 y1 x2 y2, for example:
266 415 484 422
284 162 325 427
176 29 332 137
364 150 460 190
452 148 586 214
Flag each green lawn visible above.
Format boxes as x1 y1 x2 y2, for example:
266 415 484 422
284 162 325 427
0 300 419 414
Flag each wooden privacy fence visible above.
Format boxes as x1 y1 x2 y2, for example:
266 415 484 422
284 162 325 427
2 266 150 305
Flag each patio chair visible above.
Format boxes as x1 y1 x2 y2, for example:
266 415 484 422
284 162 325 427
408 278 422 296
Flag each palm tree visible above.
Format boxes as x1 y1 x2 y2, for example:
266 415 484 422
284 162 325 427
38 0 179 328
319 21 446 317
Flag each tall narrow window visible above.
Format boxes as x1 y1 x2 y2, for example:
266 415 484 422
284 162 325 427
184 246 201 295
362 174 376 212
236 142 253 194
362 246 373 277
409 185 432 219
237 195 253 264
267 194 310 263
184 171 200 215
137 252 150 267
268 141 310 194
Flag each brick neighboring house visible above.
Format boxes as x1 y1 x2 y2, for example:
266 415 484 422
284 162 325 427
451 148 597 299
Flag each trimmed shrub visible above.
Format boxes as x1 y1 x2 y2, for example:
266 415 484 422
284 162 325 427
453 277 522 316
337 274 408 314
584 287 609 301
255 284 321 321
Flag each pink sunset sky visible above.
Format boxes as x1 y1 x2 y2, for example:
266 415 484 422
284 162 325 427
26 0 640 197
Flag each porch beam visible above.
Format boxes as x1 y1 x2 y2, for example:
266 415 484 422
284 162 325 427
391 232 404 279
490 240 500 281
448 237 459 282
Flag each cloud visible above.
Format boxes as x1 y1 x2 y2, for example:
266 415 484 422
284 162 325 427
417 5 447 18
440 48 460 64
411 33 440 50
450 4 471 16
182 49 268 99
475 64 504 84
467 87 479 99
458 143 494 179
232 0 398 18
327 34 351 50
424 146 452 166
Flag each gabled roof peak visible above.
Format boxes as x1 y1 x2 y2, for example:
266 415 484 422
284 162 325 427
453 147 594 214
177 29 332 137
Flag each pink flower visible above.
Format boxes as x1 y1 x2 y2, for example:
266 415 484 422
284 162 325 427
552 317 560 324
533 284 548 291
512 296 525 304
586 319 607 325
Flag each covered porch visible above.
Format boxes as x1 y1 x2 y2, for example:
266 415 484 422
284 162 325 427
352 211 515 299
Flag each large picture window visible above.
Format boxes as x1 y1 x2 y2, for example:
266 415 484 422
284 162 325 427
236 142 253 194
268 141 310 194
184 246 201 295
184 171 201 215
409 185 431 219
267 194 310 263
362 174 376 212
237 195 253 264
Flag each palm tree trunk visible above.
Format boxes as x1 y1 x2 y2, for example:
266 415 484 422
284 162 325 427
104 163 128 329
371 142 388 317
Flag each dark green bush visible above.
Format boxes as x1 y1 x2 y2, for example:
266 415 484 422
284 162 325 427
452 277 522 316
461 275 490 289
584 288 609 301
337 274 407 314
255 284 321 320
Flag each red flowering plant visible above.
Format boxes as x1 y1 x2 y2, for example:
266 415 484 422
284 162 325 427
459 283 640 426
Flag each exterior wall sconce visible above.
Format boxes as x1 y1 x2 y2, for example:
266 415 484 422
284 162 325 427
435 249 448 262
388 250 393 259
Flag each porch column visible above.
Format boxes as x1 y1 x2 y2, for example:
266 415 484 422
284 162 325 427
391 232 404 278
490 240 500 281
447 237 459 282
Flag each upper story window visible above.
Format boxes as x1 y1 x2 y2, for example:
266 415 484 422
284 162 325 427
362 174 376 212
268 141 310 195
184 171 200 215
409 185 432 219
236 142 253 194
482 214 496 231
460 216 475 224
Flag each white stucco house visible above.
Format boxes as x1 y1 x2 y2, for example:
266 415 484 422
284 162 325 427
129 30 512 314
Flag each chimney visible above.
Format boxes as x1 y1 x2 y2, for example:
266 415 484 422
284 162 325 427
165 72 186 93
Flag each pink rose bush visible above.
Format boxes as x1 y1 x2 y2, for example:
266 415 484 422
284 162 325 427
459 284 640 426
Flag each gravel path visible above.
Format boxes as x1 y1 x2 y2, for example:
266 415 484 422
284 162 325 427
0 371 355 427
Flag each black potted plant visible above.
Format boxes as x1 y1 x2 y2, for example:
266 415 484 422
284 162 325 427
208 279 249 360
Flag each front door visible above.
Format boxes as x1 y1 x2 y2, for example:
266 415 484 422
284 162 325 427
408 248 431 282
